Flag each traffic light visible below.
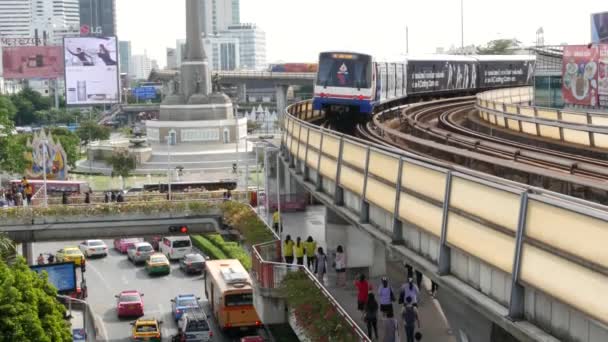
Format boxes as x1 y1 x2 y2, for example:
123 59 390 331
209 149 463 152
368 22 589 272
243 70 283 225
169 225 189 233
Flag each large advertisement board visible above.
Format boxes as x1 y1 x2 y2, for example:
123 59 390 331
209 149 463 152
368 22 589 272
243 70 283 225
64 36 119 105
2 46 64 79
30 262 77 293
562 45 599 106
407 61 478 94
479 60 535 88
599 44 608 108
592 12 608 44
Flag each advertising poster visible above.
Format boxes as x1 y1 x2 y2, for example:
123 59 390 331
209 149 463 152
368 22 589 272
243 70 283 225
407 61 477 93
591 12 608 44
562 45 599 106
30 262 77 293
599 44 608 108
64 36 119 105
2 46 64 79
480 60 535 88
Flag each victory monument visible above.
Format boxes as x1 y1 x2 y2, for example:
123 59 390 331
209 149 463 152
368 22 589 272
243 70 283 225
145 0 246 145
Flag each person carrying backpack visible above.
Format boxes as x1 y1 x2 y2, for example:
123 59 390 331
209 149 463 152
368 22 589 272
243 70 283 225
378 277 395 317
402 296 421 342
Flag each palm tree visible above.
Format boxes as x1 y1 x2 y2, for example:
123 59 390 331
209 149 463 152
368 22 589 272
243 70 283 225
0 232 16 262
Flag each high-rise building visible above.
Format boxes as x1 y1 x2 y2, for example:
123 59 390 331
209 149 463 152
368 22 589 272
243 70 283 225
79 0 116 37
31 0 80 44
222 24 266 70
199 0 240 37
166 48 177 69
203 36 239 71
0 0 32 38
131 53 152 80
119 41 132 75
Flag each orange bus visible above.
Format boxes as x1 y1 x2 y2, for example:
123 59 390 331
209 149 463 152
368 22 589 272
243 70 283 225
203 259 261 331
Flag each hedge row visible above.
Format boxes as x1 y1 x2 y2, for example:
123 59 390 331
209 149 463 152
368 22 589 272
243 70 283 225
206 234 252 270
220 201 275 245
191 235 227 260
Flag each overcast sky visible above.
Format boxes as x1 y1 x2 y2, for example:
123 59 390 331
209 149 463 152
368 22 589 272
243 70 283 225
117 0 605 67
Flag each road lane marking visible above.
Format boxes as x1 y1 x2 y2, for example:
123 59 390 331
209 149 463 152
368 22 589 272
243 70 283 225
94 313 109 341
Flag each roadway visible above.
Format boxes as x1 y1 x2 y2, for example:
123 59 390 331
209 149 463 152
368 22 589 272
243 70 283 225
31 240 232 342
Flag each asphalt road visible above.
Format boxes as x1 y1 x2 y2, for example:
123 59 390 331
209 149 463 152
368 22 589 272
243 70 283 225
32 240 233 342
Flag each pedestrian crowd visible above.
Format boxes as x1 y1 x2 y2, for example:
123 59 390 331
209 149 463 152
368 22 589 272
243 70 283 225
0 177 34 207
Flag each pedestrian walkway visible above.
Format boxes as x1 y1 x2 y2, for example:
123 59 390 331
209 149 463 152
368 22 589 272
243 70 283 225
281 206 456 342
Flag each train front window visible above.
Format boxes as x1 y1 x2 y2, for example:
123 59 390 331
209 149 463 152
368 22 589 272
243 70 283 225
225 293 253 306
317 53 371 89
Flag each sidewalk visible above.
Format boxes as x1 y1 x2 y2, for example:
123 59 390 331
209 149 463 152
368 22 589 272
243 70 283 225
281 206 456 342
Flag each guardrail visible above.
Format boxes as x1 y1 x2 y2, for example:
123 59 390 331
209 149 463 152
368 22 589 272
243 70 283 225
251 240 370 341
283 93 608 331
476 87 608 148
218 71 316 81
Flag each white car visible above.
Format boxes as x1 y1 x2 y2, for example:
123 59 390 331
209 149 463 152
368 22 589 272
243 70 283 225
79 239 108 257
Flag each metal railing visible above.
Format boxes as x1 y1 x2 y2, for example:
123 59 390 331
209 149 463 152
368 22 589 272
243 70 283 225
251 240 370 341
217 70 316 81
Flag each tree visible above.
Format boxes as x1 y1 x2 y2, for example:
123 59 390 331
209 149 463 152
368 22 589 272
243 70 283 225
10 88 52 126
0 97 27 174
49 128 80 169
0 233 16 262
0 257 72 341
477 39 522 55
76 120 111 146
106 149 136 189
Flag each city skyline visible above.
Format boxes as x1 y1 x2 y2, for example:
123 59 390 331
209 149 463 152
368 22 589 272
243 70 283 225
117 0 605 68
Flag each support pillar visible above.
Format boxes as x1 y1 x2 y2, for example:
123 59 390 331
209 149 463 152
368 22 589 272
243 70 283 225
275 85 289 125
22 243 34 265
508 192 529 320
237 83 247 103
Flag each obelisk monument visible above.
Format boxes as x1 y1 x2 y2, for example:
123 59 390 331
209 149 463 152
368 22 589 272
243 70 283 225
181 0 211 101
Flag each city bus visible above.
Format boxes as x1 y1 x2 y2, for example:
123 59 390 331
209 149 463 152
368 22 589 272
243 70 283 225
142 180 237 193
10 179 90 195
203 259 262 331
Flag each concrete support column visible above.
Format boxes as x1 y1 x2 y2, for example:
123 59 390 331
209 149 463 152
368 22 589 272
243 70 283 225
508 192 529 320
438 172 453 275
275 85 289 125
359 147 371 223
22 243 34 265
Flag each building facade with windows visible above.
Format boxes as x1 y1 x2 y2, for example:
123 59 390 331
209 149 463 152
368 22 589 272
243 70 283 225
31 0 80 45
222 24 266 70
131 53 152 80
79 0 116 37
199 0 240 37
0 0 32 38
119 40 132 76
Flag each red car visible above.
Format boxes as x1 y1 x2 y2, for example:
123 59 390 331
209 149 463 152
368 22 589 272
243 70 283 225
113 238 143 254
115 290 144 318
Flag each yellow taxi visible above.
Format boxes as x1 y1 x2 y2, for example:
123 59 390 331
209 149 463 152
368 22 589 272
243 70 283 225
145 253 170 276
56 247 85 266
131 318 162 341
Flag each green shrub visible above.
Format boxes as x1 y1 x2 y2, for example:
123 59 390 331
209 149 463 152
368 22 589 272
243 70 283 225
191 235 227 260
220 201 275 245
206 234 252 270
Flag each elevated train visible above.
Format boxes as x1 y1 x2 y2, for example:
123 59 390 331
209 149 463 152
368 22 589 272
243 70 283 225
312 51 535 118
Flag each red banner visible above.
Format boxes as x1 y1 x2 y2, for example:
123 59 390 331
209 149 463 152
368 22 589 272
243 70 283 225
599 44 608 108
2 46 64 79
562 45 599 106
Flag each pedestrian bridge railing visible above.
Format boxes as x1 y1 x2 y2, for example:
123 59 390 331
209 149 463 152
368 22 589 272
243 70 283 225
283 92 608 339
476 86 608 148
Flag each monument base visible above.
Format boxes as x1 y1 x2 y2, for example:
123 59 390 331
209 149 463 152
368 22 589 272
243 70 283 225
145 117 247 145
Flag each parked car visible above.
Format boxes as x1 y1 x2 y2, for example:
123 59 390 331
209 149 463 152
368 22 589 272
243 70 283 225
56 247 85 266
145 235 162 251
176 308 212 342
145 253 170 276
115 290 144 318
113 238 143 254
78 239 108 258
159 236 192 261
171 294 201 321
127 242 155 264
131 318 162 341
179 253 207 274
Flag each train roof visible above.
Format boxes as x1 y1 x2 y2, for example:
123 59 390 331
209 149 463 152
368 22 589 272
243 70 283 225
471 55 536 61
404 54 478 62
318 51 372 57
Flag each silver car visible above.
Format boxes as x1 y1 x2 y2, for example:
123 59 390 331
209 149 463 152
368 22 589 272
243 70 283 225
127 242 155 264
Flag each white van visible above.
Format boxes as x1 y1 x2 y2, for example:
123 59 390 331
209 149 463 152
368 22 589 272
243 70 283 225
160 236 193 260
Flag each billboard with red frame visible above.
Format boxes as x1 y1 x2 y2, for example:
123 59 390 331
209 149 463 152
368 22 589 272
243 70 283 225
2 46 64 79
562 45 599 106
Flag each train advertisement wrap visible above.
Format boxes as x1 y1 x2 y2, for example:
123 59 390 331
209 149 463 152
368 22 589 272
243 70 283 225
562 45 599 107
64 36 119 105
2 46 64 79
30 262 77 293
479 61 534 88
599 44 608 108
407 61 477 93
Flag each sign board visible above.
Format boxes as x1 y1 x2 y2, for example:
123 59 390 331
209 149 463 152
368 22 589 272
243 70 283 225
591 12 608 44
64 36 119 105
2 46 64 79
599 44 608 108
562 45 599 106
72 328 86 342
132 86 157 100
30 262 77 293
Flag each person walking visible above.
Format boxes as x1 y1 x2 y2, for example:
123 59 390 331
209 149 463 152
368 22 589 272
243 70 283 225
355 274 373 315
84 192 91 204
402 296 420 342
283 235 294 264
37 253 45 265
334 245 347 287
415 270 423 290
315 247 328 283
378 277 395 318
62 191 68 205
47 253 55 263
364 292 379 340
24 184 33 205
383 311 399 342
116 192 124 203
431 280 439 298
104 192 109 203
294 237 305 265
111 191 116 202
399 277 420 307
272 210 280 233
303 236 317 270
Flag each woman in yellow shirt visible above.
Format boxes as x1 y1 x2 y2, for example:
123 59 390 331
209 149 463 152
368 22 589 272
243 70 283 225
283 235 294 264
303 236 317 270
294 237 305 265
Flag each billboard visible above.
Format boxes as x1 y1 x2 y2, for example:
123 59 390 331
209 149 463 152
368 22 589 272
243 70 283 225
30 262 77 293
592 12 608 44
599 44 608 107
562 45 599 106
64 36 119 105
407 60 478 94
479 60 535 88
2 46 64 79
132 86 157 100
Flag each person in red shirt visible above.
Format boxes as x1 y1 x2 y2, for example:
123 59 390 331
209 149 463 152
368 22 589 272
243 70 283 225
355 274 373 313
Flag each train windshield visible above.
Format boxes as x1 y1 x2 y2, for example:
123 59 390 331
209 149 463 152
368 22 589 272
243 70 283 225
317 53 371 89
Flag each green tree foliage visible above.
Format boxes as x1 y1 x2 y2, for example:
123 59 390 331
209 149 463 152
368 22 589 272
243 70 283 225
48 128 80 168
106 149 136 189
0 257 72 341
10 88 52 126
0 96 27 174
76 120 111 146
34 108 81 126
0 233 16 262
477 39 522 55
